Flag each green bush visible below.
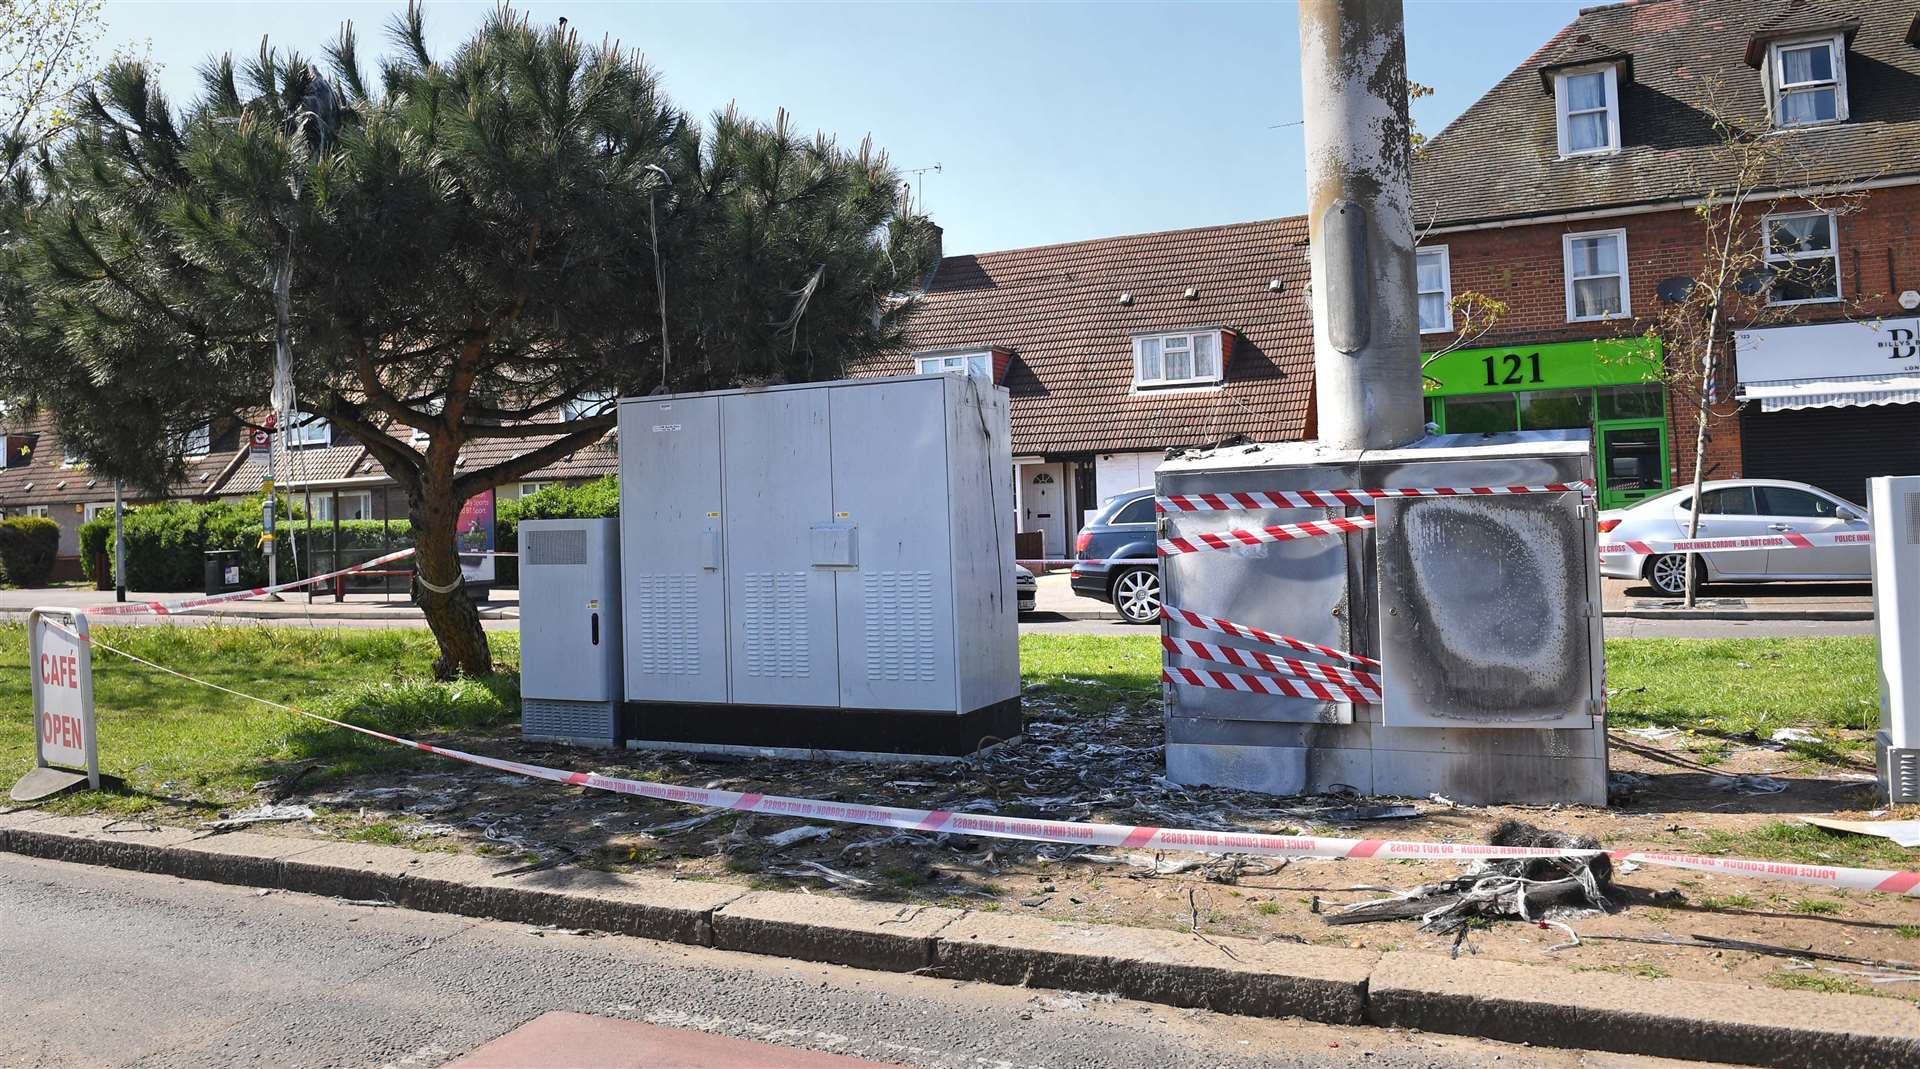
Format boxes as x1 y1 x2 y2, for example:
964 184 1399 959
73 496 378 591
0 516 61 587
493 476 618 587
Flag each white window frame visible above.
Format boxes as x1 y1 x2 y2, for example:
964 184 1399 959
20 504 49 518
181 423 211 456
311 490 373 522
1416 246 1453 334
1768 35 1848 129
518 481 554 499
914 352 991 377
1762 209 1842 306
1562 228 1632 322
1553 64 1621 158
285 412 331 449
1131 330 1223 389
61 441 83 468
560 390 613 421
84 502 113 522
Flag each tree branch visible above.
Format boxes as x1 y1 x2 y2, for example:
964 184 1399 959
461 413 613 439
451 423 611 501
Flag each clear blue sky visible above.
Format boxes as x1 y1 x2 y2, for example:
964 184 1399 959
104 0 1586 256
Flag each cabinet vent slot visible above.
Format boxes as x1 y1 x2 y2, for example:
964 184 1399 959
743 571 811 677
1906 491 1920 546
526 529 587 566
632 573 701 675
864 570 936 682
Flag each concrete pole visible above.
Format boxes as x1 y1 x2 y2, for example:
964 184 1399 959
1297 0 1426 451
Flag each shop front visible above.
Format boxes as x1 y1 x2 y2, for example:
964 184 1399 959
1735 317 1920 505
1422 338 1668 511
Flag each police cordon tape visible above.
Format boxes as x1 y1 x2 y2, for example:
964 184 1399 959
89 547 422 617
1598 530 1874 557
1162 606 1381 668
51 629 1919 898
1157 481 1594 513
1161 635 1382 701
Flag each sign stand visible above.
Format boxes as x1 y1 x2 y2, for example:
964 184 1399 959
11 608 100 802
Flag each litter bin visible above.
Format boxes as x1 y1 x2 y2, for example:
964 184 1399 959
203 550 245 595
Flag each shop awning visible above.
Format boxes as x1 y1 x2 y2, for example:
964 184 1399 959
1740 374 1920 413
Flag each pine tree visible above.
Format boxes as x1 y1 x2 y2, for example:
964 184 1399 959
0 5 936 675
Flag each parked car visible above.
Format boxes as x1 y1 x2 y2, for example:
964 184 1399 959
1070 487 1160 624
1597 478 1871 597
1014 563 1036 615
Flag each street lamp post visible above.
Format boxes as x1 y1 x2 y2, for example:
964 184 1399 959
644 163 673 393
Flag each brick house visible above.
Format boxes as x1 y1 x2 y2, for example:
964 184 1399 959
863 219 1318 560
1412 0 1920 510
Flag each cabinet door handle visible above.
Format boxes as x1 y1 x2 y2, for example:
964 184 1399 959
1767 523 1792 532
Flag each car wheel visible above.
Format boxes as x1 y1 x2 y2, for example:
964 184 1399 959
1111 567 1161 625
1646 553 1702 598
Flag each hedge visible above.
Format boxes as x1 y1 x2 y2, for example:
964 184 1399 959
77 498 415 591
493 476 619 587
0 516 61 587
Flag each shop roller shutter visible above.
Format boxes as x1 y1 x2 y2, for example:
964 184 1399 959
1741 404 1920 505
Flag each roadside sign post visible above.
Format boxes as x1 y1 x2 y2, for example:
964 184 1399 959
12 608 100 802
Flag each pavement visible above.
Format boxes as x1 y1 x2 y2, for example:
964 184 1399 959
0 850 1739 1069
4 813 1915 1069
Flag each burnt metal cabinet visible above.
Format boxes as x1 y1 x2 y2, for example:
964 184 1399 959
617 375 1020 758
1158 431 1607 805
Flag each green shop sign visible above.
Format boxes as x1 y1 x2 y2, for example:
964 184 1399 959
1423 337 1663 397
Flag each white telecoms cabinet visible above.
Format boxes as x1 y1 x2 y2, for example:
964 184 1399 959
1871 475 1920 803
618 374 1019 758
519 518 623 746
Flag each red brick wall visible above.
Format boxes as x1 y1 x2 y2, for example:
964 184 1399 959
1422 182 1920 485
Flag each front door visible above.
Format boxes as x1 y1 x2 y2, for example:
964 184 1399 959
1022 465 1065 559
1596 421 1667 512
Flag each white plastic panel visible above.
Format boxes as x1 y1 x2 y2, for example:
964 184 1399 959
722 389 840 707
831 378 957 711
620 396 729 703
1870 476 1920 751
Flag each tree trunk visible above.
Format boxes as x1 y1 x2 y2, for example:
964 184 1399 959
1681 308 1722 610
410 486 492 679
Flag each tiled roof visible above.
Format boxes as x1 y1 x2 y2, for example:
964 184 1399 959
0 410 244 509
860 217 1316 456
1413 0 1920 228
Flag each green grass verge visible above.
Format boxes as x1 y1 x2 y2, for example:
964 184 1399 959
0 630 1881 816
0 624 521 813
1024 633 1880 738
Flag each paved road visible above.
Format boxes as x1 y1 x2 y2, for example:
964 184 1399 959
0 855 1721 1069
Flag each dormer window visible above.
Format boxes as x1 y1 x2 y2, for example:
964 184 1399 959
916 351 990 377
1554 65 1619 157
1133 329 1222 389
1768 36 1847 127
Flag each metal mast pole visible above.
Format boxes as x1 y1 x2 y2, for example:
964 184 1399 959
1297 0 1426 451
112 480 125 603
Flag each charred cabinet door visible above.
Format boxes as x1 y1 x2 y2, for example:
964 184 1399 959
1376 492 1595 729
721 389 842 707
621 396 729 703
830 378 957 711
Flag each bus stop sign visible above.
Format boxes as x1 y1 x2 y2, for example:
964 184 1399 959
11 608 100 801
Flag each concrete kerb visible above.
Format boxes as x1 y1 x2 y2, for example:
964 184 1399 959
4 812 1918 1068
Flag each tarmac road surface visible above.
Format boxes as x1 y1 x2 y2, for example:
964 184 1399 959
0 854 1732 1069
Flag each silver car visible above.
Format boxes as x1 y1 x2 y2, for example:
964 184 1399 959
1014 563 1037 614
1597 478 1871 597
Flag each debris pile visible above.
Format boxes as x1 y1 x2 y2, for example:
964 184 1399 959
1325 821 1615 954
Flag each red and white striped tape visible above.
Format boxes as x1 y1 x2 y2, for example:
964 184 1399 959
61 635 1920 899
1158 481 1593 513
1157 514 1376 556
1163 664 1376 705
89 547 419 617
1161 606 1381 668
1162 635 1382 698
1599 530 1873 558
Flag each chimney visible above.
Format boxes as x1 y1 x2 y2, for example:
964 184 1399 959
1297 0 1425 451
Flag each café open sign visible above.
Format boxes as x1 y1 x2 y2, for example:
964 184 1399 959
28 608 99 791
